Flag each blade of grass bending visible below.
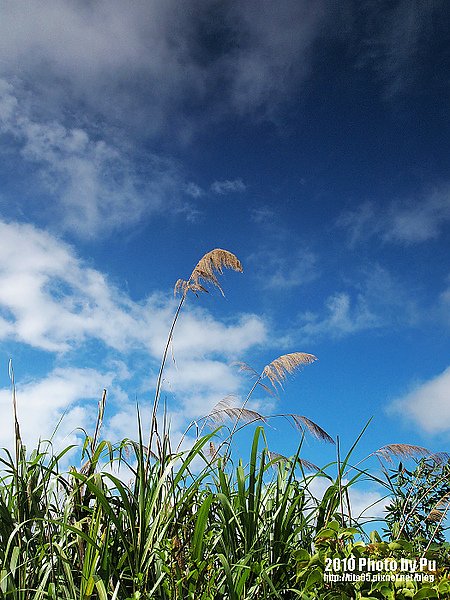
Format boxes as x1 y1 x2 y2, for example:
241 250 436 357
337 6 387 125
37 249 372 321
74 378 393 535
191 492 214 562
340 417 373 475
218 554 238 600
337 436 344 527
247 426 267 544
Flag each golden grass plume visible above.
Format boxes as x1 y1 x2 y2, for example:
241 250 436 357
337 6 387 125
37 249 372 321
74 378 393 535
375 443 430 463
206 396 266 426
263 352 317 388
290 414 334 444
175 248 243 296
426 492 450 522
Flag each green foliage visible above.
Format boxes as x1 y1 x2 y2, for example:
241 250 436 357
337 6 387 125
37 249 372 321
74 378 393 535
1 427 449 599
383 457 450 547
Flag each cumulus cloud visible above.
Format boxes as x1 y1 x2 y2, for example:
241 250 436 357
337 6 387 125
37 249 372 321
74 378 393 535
0 219 147 351
387 367 450 434
0 366 123 451
338 185 450 246
0 219 267 354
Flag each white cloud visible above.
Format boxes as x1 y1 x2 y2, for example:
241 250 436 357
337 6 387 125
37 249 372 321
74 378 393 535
0 366 121 452
338 185 450 246
158 311 266 360
147 309 267 419
164 360 242 417
348 488 386 522
387 367 450 434
210 179 246 195
0 219 267 355
0 219 146 351
307 476 385 522
0 79 191 238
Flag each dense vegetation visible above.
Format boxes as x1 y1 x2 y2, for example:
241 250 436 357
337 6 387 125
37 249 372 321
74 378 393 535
1 249 449 599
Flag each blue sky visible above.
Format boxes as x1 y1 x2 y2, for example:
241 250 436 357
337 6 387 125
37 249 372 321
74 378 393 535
0 1 449 504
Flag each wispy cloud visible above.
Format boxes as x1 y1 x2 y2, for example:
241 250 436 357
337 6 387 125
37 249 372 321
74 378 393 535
210 179 246 195
0 79 192 238
355 0 446 99
0 1 329 135
250 206 275 224
297 265 419 341
185 182 204 198
299 292 379 340
387 366 450 435
249 248 318 291
438 278 450 328
222 1 327 116
338 185 450 246
0 1 445 136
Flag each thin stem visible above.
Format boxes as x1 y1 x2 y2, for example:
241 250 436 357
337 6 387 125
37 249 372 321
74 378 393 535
145 293 186 474
397 468 445 539
421 495 450 557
